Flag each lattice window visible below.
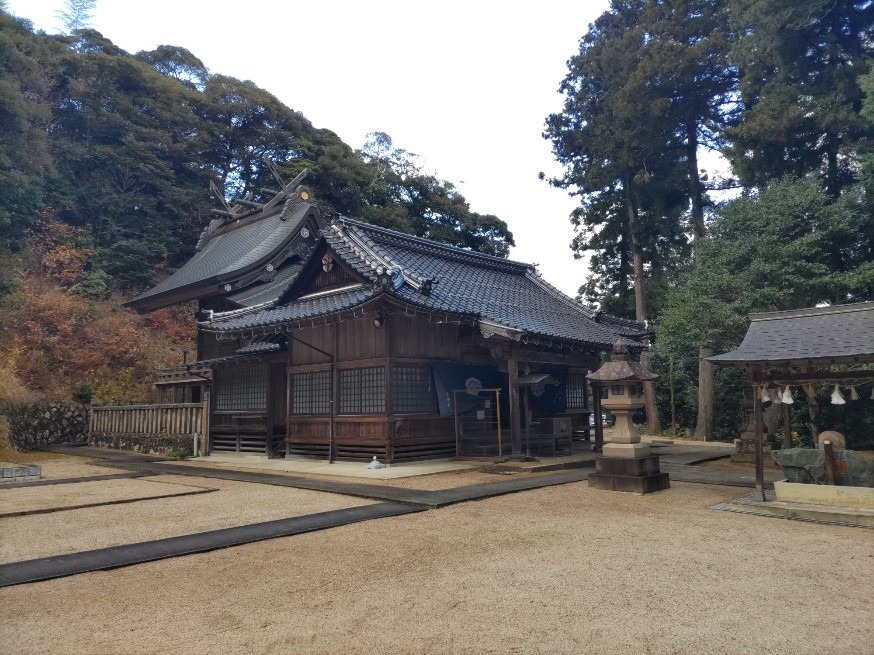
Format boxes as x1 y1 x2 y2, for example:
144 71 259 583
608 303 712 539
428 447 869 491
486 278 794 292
566 371 588 409
290 370 331 415
339 367 385 414
214 363 267 411
392 366 438 413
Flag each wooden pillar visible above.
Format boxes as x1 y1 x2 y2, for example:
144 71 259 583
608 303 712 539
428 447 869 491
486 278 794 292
523 388 532 458
507 352 522 456
330 323 338 464
592 387 604 453
753 381 765 501
265 367 274 457
782 402 792 450
384 314 394 464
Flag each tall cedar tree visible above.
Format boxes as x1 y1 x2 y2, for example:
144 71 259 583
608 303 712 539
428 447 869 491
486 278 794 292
545 0 735 434
726 0 873 197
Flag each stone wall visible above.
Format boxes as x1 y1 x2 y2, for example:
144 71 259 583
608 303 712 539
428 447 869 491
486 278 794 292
0 403 88 451
88 433 196 456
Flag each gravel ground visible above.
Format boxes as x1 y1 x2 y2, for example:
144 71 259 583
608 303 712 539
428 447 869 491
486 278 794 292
0 453 122 479
0 474 374 564
0 477 210 516
1 481 871 655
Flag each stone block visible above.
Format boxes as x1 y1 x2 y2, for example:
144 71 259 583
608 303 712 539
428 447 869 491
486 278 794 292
773 448 874 487
602 442 651 459
595 455 663 477
588 472 670 494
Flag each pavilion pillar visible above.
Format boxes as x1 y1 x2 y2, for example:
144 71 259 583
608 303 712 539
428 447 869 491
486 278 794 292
753 379 766 502
782 402 792 450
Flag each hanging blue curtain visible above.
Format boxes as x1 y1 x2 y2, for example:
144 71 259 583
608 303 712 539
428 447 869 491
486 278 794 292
431 363 509 423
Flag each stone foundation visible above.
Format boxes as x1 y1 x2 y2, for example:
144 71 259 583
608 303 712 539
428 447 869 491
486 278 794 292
89 433 196 456
588 455 670 494
732 438 780 468
774 480 874 509
0 464 41 483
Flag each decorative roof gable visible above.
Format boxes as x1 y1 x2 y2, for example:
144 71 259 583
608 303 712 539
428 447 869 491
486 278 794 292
125 198 321 313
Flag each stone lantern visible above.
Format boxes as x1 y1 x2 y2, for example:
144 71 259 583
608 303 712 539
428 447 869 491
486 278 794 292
587 341 669 493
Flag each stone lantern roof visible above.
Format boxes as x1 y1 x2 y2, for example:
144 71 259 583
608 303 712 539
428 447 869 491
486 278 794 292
587 341 657 383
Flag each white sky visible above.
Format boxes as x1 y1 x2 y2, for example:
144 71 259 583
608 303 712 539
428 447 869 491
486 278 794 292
8 0 614 296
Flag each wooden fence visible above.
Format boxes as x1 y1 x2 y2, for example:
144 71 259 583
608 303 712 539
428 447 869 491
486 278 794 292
90 403 206 437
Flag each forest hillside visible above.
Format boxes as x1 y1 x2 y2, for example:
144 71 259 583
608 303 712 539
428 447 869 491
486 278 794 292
0 11 512 402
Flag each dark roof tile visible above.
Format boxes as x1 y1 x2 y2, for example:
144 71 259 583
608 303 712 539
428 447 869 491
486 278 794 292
205 218 645 348
709 303 874 364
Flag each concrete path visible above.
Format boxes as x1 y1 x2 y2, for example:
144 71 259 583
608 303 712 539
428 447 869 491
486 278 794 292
46 447 594 508
0 471 148 489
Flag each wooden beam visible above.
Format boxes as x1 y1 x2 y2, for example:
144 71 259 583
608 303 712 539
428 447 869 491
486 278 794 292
209 180 234 215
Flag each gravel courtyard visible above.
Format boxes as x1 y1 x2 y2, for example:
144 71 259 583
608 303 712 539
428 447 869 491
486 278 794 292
1 472 871 655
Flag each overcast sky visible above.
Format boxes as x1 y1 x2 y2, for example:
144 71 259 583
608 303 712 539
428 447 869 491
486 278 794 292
9 0 616 296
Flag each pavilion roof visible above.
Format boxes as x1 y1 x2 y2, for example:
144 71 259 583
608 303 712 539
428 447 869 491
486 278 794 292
708 302 874 367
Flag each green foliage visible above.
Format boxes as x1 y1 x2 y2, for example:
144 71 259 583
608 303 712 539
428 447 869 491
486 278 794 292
71 381 93 404
71 267 110 299
651 349 745 441
0 21 512 300
655 177 873 437
545 0 735 318
725 0 872 196
56 0 96 34
165 445 194 459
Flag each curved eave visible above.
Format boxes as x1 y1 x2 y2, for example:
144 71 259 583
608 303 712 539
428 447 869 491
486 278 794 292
707 353 874 368
201 288 637 356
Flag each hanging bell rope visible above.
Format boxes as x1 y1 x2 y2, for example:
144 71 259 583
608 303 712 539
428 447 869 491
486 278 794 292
830 384 846 405
773 386 783 405
781 386 794 404
849 385 860 401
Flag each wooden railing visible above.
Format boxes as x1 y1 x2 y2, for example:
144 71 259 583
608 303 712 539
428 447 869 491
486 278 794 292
90 403 206 437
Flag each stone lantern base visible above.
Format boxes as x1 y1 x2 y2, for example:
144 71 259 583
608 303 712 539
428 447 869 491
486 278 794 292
588 452 670 494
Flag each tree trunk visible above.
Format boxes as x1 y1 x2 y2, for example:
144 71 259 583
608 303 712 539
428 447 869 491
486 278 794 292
624 178 661 435
694 347 713 441
640 350 661 435
686 118 705 257
686 120 714 443
669 358 676 436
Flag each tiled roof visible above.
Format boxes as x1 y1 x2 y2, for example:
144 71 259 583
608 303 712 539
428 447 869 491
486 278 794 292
211 286 376 331
709 303 874 365
125 200 312 311
225 261 304 307
203 218 646 348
